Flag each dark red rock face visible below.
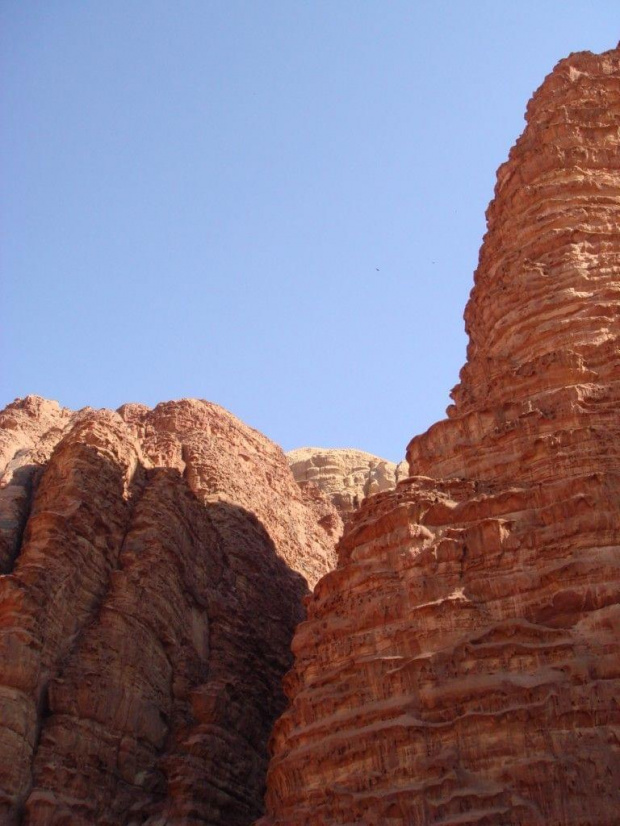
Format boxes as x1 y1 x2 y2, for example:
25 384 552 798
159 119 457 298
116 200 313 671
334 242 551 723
261 48 620 825
0 397 338 825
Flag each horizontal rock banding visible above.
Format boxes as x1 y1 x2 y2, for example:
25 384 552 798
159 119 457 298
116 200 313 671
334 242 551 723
408 49 620 487
261 47 620 826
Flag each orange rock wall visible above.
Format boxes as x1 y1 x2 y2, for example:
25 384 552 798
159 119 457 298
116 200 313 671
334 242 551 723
261 47 620 826
287 448 407 522
0 397 338 825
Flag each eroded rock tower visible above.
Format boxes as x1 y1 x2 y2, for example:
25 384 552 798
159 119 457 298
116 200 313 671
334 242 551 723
260 47 620 826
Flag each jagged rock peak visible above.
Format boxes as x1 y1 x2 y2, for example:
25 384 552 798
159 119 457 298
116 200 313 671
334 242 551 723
407 46 620 486
0 395 339 824
287 447 408 522
260 47 620 826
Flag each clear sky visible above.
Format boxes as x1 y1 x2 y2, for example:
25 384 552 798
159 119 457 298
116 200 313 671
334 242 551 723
2 2 618 461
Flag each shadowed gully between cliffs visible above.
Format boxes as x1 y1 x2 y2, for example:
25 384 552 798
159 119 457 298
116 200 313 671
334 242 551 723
1 44 620 826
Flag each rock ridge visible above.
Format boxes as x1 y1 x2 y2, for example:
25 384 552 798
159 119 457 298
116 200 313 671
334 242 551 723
0 396 339 825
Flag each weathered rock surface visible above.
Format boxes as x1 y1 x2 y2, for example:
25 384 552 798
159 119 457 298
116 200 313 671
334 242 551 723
0 396 338 825
0 397 74 573
261 47 620 825
287 448 407 522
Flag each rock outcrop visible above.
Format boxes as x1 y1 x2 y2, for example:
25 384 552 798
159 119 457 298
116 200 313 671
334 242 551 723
261 47 620 825
287 448 407 522
0 397 74 573
0 396 339 825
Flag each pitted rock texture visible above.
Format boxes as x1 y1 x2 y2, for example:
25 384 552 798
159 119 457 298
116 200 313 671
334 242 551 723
0 396 338 825
287 448 407 522
407 47 620 488
261 47 620 826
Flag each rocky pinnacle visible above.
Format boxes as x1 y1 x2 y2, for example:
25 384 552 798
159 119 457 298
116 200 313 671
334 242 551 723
260 47 620 826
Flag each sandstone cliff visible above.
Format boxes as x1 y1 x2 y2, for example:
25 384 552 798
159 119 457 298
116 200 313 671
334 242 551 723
0 396 339 825
287 448 407 522
261 47 620 826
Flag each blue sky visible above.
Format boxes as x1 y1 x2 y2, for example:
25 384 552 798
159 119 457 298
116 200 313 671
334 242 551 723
2 2 618 461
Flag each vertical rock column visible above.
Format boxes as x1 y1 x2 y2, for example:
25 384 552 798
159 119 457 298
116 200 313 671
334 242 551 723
261 47 620 826
408 46 620 485
0 411 141 823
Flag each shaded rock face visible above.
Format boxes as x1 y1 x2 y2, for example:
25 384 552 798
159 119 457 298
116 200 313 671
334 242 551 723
287 448 407 523
261 48 620 826
0 396 338 825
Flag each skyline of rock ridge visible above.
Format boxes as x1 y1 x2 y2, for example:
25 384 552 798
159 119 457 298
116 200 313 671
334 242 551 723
0 41 619 826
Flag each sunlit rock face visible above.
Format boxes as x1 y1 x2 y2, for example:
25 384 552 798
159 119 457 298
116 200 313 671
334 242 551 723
260 47 620 826
0 396 338 825
287 447 407 523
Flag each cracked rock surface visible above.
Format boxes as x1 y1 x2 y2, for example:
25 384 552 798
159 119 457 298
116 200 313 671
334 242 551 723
0 396 338 825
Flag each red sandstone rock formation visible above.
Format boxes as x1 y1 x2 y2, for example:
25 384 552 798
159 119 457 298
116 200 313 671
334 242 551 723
287 448 407 523
0 397 74 573
261 47 620 826
0 397 338 825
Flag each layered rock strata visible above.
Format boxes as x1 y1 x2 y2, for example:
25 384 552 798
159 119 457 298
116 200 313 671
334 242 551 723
0 397 339 825
287 448 407 522
261 47 620 825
